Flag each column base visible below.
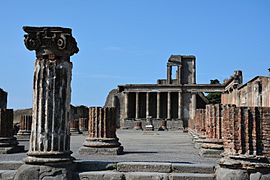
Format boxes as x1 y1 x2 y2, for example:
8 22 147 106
14 162 76 180
25 151 74 165
216 155 270 180
79 146 124 155
83 137 121 148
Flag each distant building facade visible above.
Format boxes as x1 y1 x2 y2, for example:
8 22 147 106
105 55 224 130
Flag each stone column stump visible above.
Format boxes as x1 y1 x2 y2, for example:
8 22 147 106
0 109 24 154
70 119 82 135
79 117 88 132
14 26 79 180
158 120 167 131
79 107 123 155
16 115 32 140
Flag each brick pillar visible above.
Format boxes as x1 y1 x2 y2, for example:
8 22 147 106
70 119 82 135
79 118 88 132
17 115 32 140
79 107 123 155
22 26 79 164
0 109 24 153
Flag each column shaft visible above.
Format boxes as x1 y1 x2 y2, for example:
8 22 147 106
178 92 182 119
192 93 197 119
167 92 171 119
124 92 129 119
135 92 139 119
157 92 160 119
146 92 149 118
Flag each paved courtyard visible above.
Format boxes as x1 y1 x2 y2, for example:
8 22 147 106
0 130 218 165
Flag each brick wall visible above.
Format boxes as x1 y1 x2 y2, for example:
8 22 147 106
190 104 270 157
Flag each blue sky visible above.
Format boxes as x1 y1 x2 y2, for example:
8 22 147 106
0 1 269 109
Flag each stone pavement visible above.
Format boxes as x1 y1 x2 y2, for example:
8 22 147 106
0 130 218 164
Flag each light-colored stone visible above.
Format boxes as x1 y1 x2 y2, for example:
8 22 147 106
172 163 215 174
125 172 168 180
0 170 16 180
117 162 171 173
0 161 23 170
169 173 215 180
79 171 124 180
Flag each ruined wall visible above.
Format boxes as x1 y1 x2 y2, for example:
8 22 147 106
190 104 270 156
222 76 270 107
0 88 7 109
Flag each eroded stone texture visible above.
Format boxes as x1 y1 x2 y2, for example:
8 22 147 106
0 109 24 154
79 107 123 155
14 26 78 180
70 119 82 135
16 115 32 140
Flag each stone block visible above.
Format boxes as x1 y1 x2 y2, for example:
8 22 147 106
74 160 117 172
199 148 223 158
172 163 215 174
125 172 168 180
79 146 123 155
79 171 124 180
117 162 172 173
0 170 16 180
0 161 23 170
215 167 249 180
169 173 215 180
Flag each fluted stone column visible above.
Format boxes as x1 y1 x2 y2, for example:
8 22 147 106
157 92 160 119
167 65 172 84
22 26 79 164
0 109 24 153
178 91 182 120
167 92 171 119
17 115 32 140
15 26 79 180
135 92 139 119
79 107 123 155
146 92 149 118
124 92 129 119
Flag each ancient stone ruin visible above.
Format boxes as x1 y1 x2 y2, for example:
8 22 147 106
15 26 79 180
105 55 224 131
79 107 123 155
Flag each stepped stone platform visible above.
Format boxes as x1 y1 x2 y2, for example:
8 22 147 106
0 130 218 179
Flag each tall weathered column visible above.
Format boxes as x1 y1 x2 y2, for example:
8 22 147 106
79 107 123 155
79 118 88 132
178 91 182 120
167 64 172 84
135 92 139 119
15 26 79 180
146 92 150 118
23 26 78 164
156 92 160 119
0 88 7 109
167 92 171 119
124 92 129 119
0 109 24 153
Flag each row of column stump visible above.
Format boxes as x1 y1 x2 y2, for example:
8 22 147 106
189 104 270 180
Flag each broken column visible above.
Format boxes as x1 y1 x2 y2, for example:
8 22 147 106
70 119 82 135
0 109 24 153
16 115 32 140
79 107 123 155
15 26 79 180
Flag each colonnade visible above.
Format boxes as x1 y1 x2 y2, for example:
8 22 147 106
124 91 198 120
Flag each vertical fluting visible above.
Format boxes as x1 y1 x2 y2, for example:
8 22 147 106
83 107 121 148
23 26 79 164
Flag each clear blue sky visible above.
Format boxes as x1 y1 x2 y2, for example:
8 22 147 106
0 1 269 109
